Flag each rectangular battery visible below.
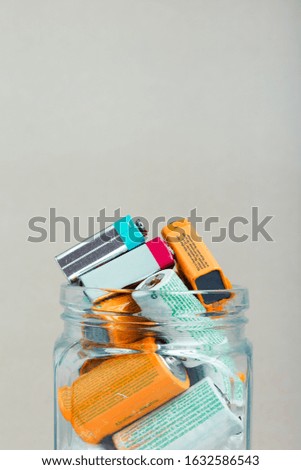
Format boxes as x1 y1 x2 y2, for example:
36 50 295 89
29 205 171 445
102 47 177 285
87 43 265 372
55 215 146 281
162 219 232 308
80 238 174 302
58 353 189 444
113 377 243 450
133 270 227 348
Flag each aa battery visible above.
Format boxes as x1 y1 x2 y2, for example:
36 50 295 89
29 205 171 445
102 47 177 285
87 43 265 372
55 215 146 282
133 269 206 320
113 377 243 450
161 219 232 309
58 353 189 444
80 238 174 302
133 270 227 348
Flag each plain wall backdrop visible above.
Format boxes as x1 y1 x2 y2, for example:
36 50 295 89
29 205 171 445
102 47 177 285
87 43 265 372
0 0 300 449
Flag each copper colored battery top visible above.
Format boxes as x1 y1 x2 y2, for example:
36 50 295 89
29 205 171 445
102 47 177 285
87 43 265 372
91 293 141 314
58 353 189 444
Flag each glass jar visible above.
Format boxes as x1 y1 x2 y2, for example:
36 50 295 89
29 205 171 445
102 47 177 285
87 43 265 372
54 283 252 450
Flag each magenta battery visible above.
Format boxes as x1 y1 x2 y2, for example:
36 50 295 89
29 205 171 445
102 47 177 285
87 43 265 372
79 238 174 302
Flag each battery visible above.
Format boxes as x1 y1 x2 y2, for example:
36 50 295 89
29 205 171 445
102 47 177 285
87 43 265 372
83 309 157 352
58 353 189 444
161 219 232 309
55 215 146 282
133 269 206 320
132 270 227 348
80 238 174 302
88 293 143 347
113 377 243 450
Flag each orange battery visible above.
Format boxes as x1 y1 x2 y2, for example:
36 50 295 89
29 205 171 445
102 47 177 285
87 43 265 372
81 334 157 356
58 385 72 422
83 293 156 350
82 302 154 348
162 219 232 310
58 353 189 444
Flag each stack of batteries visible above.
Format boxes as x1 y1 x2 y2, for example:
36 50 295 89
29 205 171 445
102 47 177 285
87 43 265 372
55 215 245 450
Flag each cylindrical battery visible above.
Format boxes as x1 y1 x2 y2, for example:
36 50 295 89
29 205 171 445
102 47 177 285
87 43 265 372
113 377 243 450
82 313 157 352
56 215 146 282
133 269 206 319
84 294 155 349
58 353 189 444
80 238 174 302
133 270 227 348
161 219 232 309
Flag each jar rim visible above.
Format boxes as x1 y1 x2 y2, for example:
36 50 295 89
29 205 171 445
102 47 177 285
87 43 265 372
60 282 249 317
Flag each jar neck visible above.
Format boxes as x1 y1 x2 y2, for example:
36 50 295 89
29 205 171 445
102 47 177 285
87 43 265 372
61 310 248 353
59 283 249 352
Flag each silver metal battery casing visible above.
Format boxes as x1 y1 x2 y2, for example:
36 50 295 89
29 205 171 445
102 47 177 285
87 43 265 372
55 216 145 282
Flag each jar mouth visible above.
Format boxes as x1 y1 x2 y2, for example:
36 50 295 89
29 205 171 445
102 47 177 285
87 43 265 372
60 283 249 321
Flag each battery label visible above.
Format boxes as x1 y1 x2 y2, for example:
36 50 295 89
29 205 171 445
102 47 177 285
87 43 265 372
113 377 243 450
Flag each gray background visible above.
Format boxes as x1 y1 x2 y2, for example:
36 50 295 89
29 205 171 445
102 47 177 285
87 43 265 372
0 0 300 449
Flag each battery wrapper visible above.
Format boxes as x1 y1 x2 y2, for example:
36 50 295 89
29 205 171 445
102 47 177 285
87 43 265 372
113 377 243 450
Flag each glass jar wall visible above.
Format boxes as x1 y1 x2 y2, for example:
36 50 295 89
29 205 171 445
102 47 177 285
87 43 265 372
54 284 252 450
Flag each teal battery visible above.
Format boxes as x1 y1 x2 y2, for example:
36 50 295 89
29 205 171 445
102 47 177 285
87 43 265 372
113 377 243 450
55 215 146 282
79 238 174 302
132 270 227 348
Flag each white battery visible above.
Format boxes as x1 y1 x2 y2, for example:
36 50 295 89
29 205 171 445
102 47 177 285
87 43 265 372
113 377 243 450
80 238 174 302
133 270 227 348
